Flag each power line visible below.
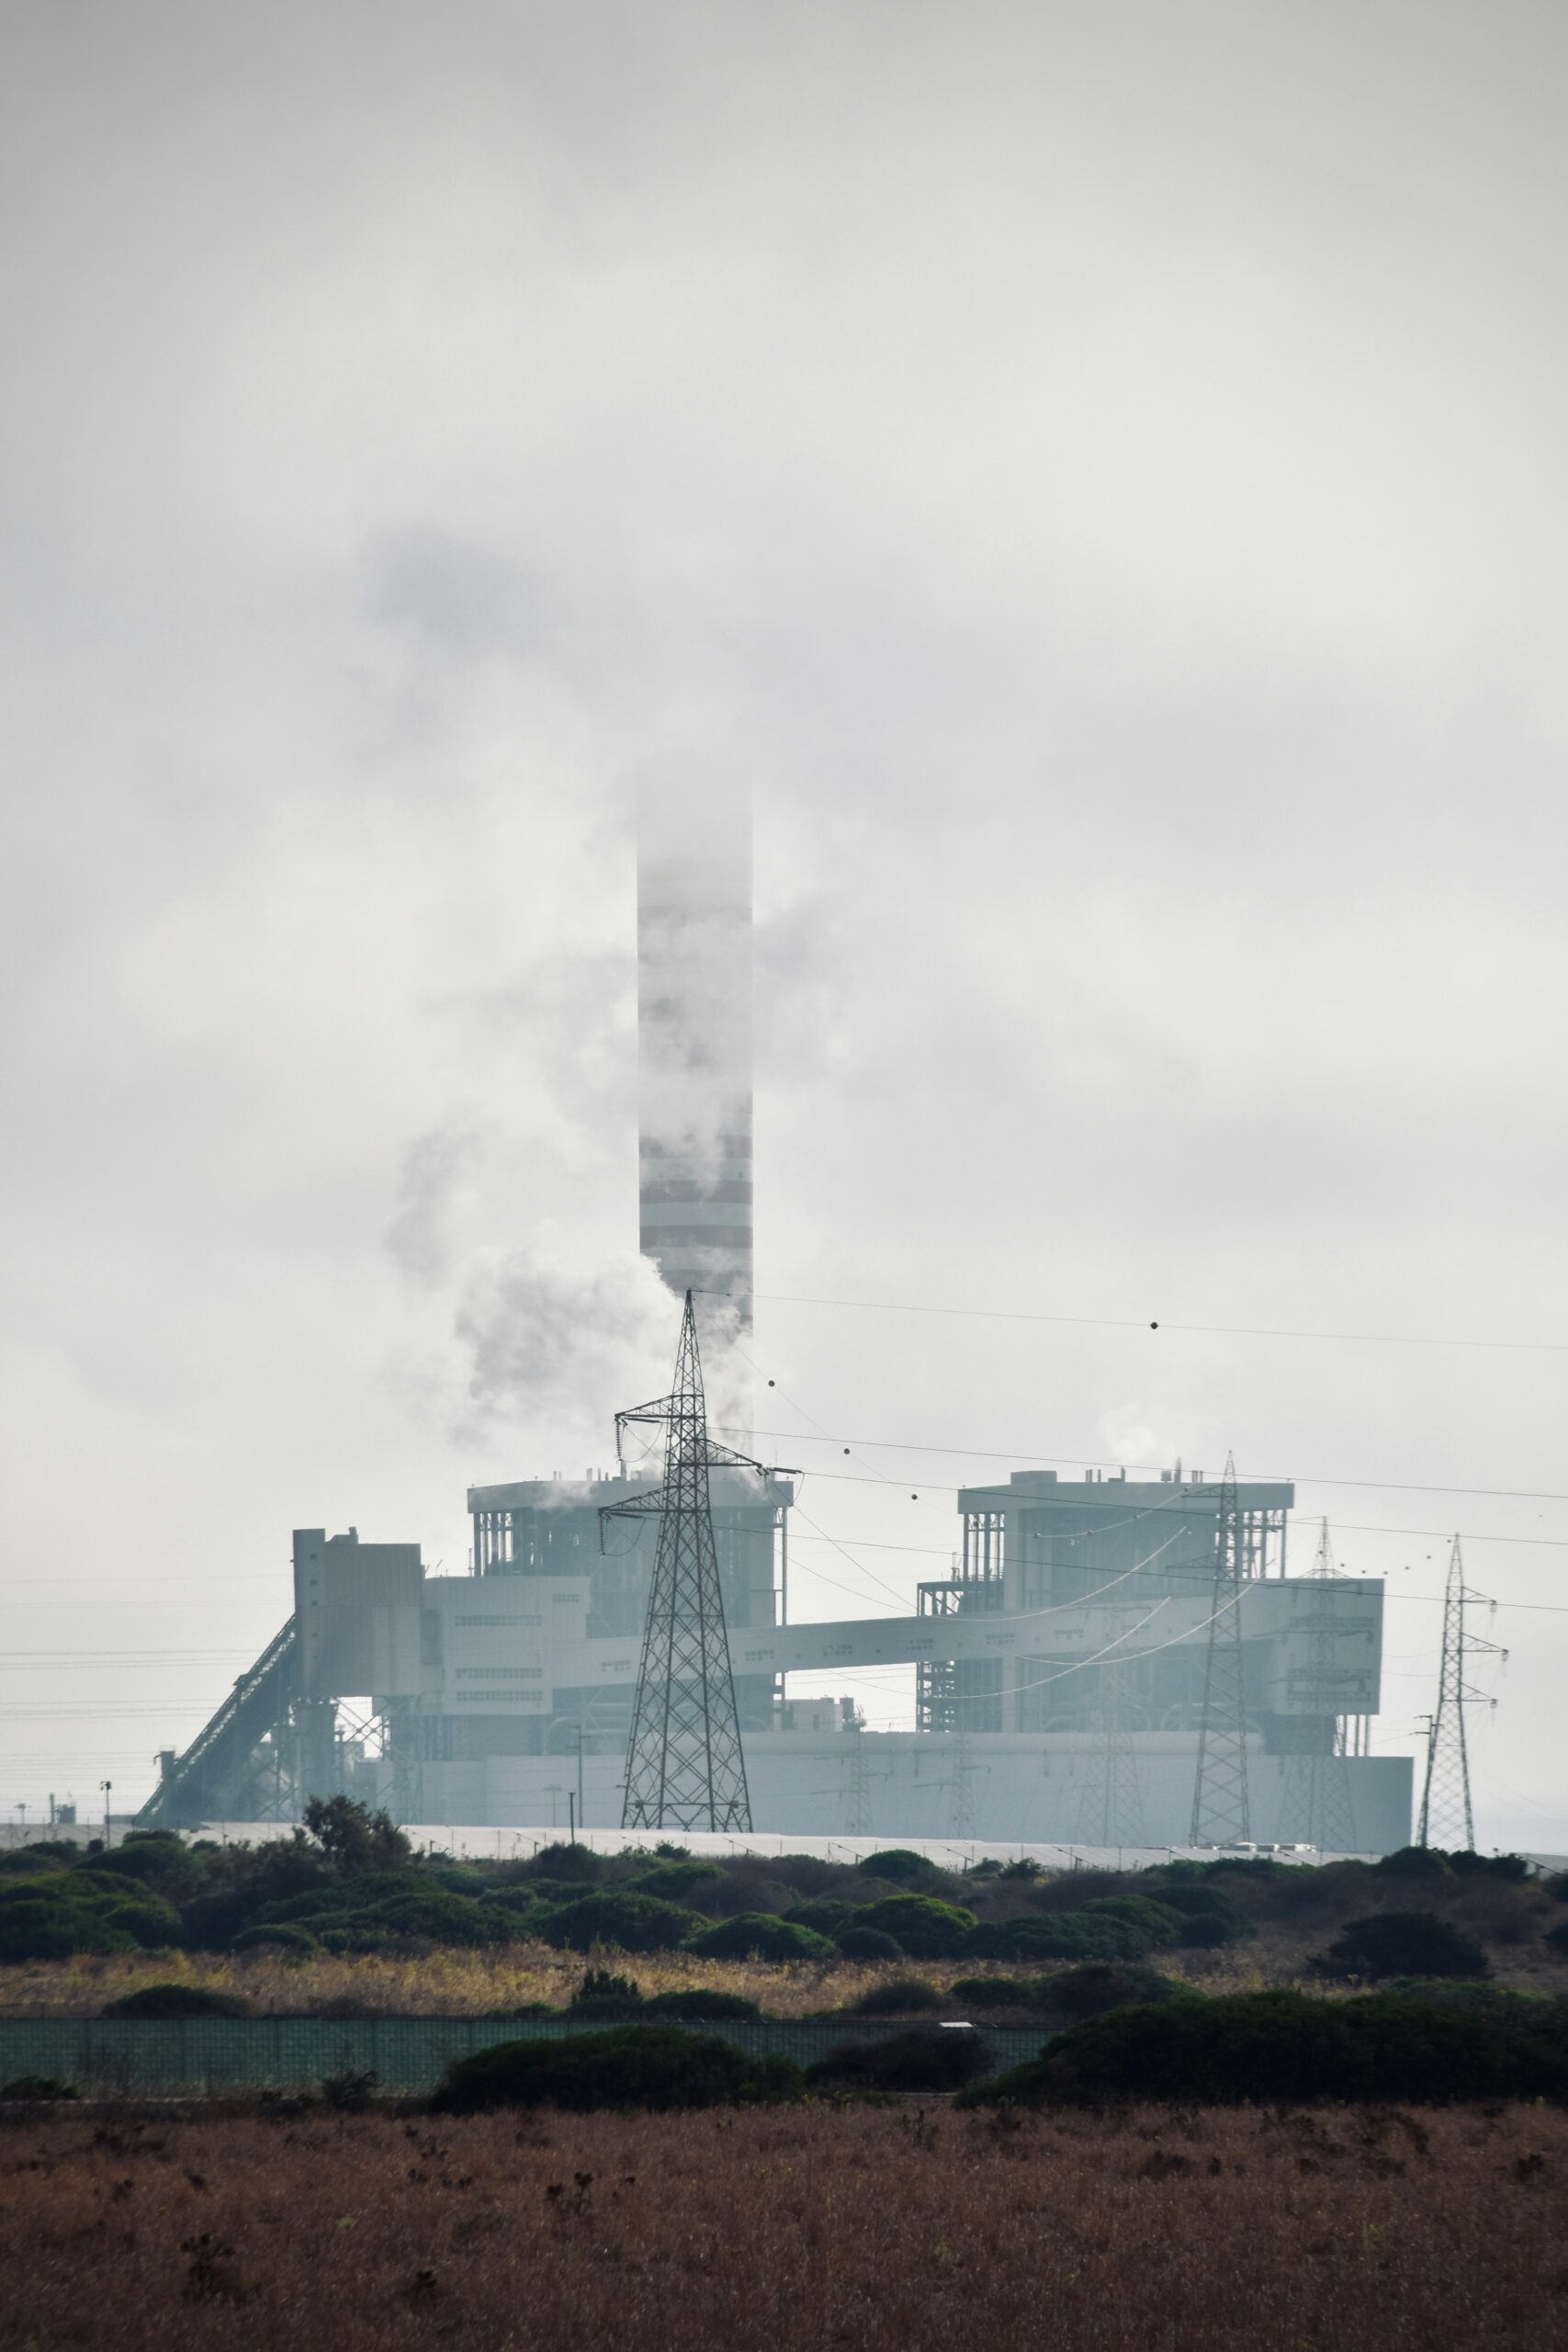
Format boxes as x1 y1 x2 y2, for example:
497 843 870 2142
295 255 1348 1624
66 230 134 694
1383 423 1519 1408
723 1419 1568 1510
737 1287 1568 1357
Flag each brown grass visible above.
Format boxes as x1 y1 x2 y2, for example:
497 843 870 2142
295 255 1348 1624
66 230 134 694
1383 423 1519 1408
5 1937 1566 2022
6 2101 1568 2348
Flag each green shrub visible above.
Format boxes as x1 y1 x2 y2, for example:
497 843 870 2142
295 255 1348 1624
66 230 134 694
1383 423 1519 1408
303 1795 412 1875
862 1849 935 1886
835 1926 903 1962
88 1839 206 1901
842 1976 944 2017
1142 1883 1249 1943
947 1976 1038 2010
1035 1962 1187 2021
859 1895 976 1958
1374 1846 1454 1880
969 1911 1151 1963
568 1968 644 2018
965 1987 1568 2107
808 2027 994 2095
1313 1911 1490 1983
785 1899 856 1938
0 1870 181 1961
230 1923 320 1957
685 1913 834 1962
0 1905 136 1963
525 1841 604 1884
542 1893 706 1954
624 1861 724 1903
431 2026 801 2113
478 1885 547 1920
642 1989 763 2020
103 1984 255 2020
0 2075 78 2100
1079 1895 1184 1945
1545 1920 1568 1959
1446 1849 1530 1882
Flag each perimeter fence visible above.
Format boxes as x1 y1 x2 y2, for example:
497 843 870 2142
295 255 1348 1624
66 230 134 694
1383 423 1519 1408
0 2015 1052 2096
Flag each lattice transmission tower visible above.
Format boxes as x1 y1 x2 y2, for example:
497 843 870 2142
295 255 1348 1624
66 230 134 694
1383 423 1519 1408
603 1290 784 1832
1278 1520 1359 1853
1190 1455 1251 1846
1075 1650 1147 1849
1417 1535 1506 1850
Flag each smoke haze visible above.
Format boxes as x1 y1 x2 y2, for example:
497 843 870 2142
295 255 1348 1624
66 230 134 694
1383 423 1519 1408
1 3 1565 1843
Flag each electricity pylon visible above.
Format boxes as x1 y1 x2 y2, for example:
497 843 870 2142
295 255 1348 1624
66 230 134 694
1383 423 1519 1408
1075 1650 1147 1849
603 1291 785 1831
1190 1455 1251 1846
1417 1536 1506 1850
1279 1520 1359 1852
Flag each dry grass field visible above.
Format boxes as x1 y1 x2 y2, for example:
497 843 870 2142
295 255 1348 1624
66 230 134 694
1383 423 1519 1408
5 2099 1568 2349
4 1934 1567 2023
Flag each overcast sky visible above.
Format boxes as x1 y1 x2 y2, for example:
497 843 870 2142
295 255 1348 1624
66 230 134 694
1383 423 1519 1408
3 3 1565 1848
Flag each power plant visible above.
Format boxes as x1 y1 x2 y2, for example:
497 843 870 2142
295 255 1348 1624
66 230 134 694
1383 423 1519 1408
137 789 1413 1852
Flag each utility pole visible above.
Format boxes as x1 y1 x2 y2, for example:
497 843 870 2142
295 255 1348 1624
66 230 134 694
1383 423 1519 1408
1417 1536 1506 1850
1279 1520 1359 1852
99 1780 112 1849
1189 1456 1251 1847
604 1292 794 1832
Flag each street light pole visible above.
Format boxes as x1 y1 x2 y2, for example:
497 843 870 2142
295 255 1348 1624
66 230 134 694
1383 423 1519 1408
99 1781 112 1850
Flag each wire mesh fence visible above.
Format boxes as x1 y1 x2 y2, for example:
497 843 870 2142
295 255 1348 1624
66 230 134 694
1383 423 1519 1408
0 2016 1052 2095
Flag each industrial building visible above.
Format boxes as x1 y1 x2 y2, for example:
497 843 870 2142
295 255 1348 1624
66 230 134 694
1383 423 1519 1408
139 1461 1409 1850
135 783 1413 1851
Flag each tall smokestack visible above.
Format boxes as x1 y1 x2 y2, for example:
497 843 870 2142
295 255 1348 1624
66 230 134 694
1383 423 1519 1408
637 786 753 1340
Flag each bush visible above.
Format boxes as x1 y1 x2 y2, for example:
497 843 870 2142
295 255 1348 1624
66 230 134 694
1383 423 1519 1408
642 1989 762 2021
785 1899 856 1939
0 1869 182 1961
568 1968 644 2019
1 2075 78 2099
539 1893 707 1954
1447 1849 1530 1882
859 1896 976 1958
525 1841 604 1884
302 1796 412 1875
1546 1920 1568 1960
103 1984 255 2020
948 1976 1039 2010
842 1976 944 2017
967 1987 1568 2107
1080 1895 1184 1949
1036 1962 1187 2020
835 1927 903 1962
685 1913 834 1963
230 1923 320 1957
624 1861 724 1903
478 1885 546 1920
1142 1882 1249 1944
969 1912 1152 1963
808 2027 994 2095
88 1839 206 1901
862 1849 936 1886
431 2026 801 2114
0 1905 136 1963
1374 1846 1454 1880
1313 1911 1490 1983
